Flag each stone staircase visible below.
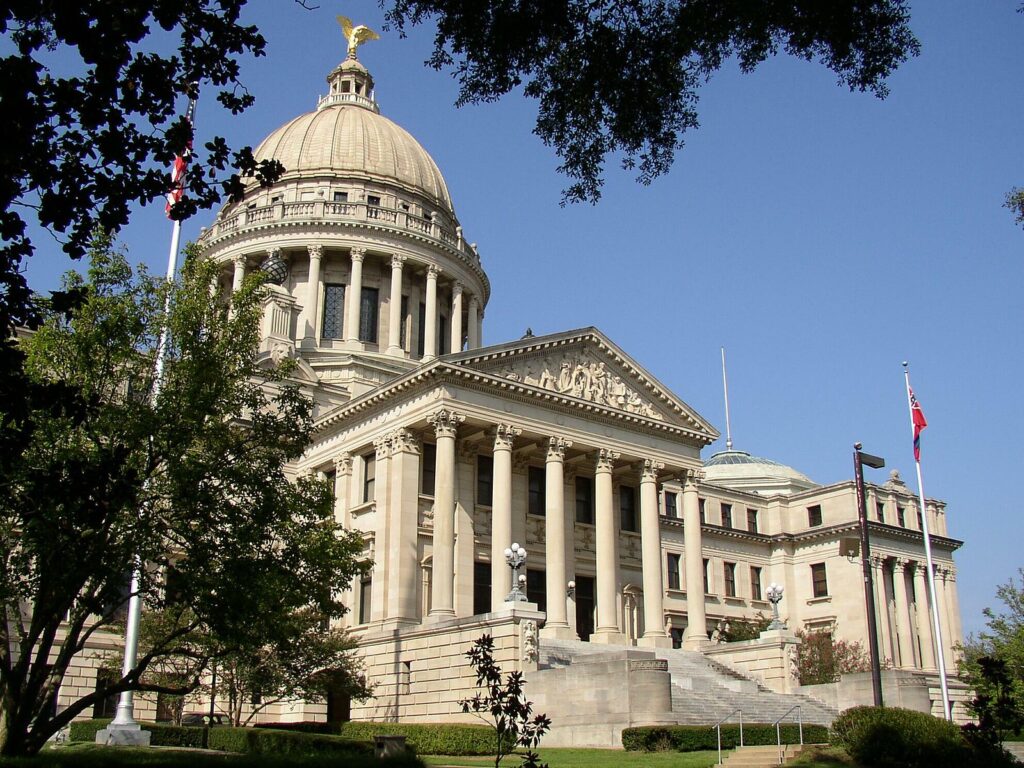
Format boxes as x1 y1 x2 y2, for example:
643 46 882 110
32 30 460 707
722 744 817 767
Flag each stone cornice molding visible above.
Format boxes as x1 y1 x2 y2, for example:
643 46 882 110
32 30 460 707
595 448 620 473
493 424 522 451
546 437 572 462
428 408 464 439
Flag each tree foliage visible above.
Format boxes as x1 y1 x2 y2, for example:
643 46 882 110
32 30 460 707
1006 188 1024 230
385 0 920 203
0 240 366 756
794 629 871 685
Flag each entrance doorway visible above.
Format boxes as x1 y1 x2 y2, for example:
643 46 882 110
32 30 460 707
575 576 595 641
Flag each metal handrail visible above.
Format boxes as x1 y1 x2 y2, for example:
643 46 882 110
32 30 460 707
771 704 803 765
711 708 743 766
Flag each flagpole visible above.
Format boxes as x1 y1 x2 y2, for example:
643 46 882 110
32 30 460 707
902 362 952 720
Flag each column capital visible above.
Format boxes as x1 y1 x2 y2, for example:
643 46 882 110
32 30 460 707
389 428 421 455
682 467 705 488
428 408 465 439
350 247 366 263
307 243 323 260
469 294 480 308
452 281 464 299
869 554 887 569
233 253 248 268
595 448 620 473
641 459 665 482
546 437 573 461
893 557 910 572
426 263 441 279
493 423 522 450
373 434 393 458
391 253 407 270
333 452 353 476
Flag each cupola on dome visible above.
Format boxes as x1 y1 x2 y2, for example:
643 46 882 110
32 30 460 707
702 449 817 496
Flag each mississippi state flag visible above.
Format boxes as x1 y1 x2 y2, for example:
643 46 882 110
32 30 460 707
165 98 196 218
909 386 928 461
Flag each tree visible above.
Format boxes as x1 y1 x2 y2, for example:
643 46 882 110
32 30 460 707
460 635 551 768
794 629 871 685
1006 188 1024 229
0 239 367 756
384 1 920 204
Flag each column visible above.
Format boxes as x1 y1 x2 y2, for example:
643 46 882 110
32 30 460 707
912 563 936 670
467 296 481 349
386 254 406 356
542 437 573 638
891 559 916 668
639 459 670 647
871 556 894 666
332 453 352 527
490 424 520 609
232 254 247 293
423 264 439 360
947 567 963 661
428 408 463 618
935 567 954 664
385 429 421 625
682 469 708 649
370 436 392 624
591 449 624 644
450 282 464 354
477 309 484 348
302 244 323 345
344 247 365 343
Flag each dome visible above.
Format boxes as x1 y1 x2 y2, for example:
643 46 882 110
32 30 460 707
253 105 453 212
702 450 817 496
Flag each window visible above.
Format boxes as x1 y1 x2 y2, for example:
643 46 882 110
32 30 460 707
526 569 547 612
747 508 758 533
477 455 493 506
916 510 924 530
421 443 436 496
333 191 348 202
807 505 823 527
721 503 732 529
473 561 491 616
750 566 763 601
358 576 372 624
698 497 706 524
362 453 375 504
528 467 546 517
811 563 829 598
367 194 381 207
92 669 119 719
724 562 736 597
359 286 379 343
417 301 426 356
575 476 594 524
400 295 409 349
665 492 678 519
619 485 638 532
702 558 710 594
876 501 885 522
897 506 906 527
322 283 345 339
437 314 448 355
667 553 682 590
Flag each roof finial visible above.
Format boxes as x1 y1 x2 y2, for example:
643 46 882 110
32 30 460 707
337 15 381 60
721 346 733 451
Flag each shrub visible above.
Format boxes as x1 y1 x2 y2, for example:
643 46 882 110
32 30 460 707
254 720 339 735
830 706 972 768
622 723 828 751
340 721 508 755
68 719 204 748
795 630 871 685
209 727 373 757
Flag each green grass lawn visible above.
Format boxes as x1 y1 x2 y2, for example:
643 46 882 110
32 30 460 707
788 746 860 767
422 749 720 768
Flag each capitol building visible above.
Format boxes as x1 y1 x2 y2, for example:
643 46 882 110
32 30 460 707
69 43 968 745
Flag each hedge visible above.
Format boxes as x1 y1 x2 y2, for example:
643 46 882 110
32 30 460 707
339 721 511 755
69 719 204 748
622 723 829 752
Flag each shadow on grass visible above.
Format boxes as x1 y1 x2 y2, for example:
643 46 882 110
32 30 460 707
790 746 860 768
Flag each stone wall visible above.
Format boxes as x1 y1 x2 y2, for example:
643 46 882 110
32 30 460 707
703 629 802 694
800 670 975 724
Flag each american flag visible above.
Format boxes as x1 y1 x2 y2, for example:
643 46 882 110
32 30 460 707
165 97 196 218
909 386 928 461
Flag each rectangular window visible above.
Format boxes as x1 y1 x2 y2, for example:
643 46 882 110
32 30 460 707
807 504 823 527
358 576 372 624
362 453 375 504
438 314 448 355
526 568 547 613
747 508 758 533
322 283 345 339
619 485 638 532
528 466 546 517
421 443 436 496
667 553 682 591
811 563 829 598
367 194 381 207
724 562 736 597
575 476 595 524
876 501 885 522
359 286 379 343
477 455 493 506
702 558 710 594
473 561 491 616
92 669 119 719
897 506 906 527
917 510 924 530
333 191 348 202
399 295 410 349
750 566 763 601
721 503 732 529
699 497 706 524
665 492 678 519
417 301 426 357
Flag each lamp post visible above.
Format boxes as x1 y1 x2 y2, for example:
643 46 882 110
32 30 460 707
766 583 786 630
854 443 886 707
504 542 528 602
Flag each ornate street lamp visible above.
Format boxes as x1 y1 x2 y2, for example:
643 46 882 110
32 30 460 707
766 583 786 630
503 542 528 602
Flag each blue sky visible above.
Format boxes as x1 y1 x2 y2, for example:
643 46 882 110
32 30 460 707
21 1 1024 638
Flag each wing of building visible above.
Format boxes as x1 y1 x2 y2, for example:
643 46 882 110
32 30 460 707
68 46 968 743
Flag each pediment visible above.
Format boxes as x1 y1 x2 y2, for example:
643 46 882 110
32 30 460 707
446 328 718 440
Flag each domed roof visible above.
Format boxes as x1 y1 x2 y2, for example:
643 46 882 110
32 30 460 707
702 450 816 496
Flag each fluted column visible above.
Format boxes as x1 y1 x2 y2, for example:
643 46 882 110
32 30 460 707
344 247 365 343
450 282 464 354
301 244 323 345
467 296 481 349
639 460 670 647
386 254 406 356
332 453 352 528
370 435 392 624
935 567 954 664
682 469 708 649
946 567 963 661
891 559 916 668
490 424 520 609
424 264 439 360
591 449 624 644
912 563 936 670
871 556 894 665
386 429 422 625
542 437 573 638
428 409 463 618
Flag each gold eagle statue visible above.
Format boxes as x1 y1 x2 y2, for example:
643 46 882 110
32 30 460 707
337 15 381 59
